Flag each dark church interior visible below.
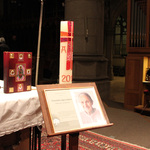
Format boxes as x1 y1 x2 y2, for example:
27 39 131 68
0 0 150 149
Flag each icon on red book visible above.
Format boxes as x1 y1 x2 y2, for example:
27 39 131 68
3 52 32 93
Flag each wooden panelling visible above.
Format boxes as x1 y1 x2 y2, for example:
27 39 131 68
125 0 150 109
125 56 143 90
124 55 143 109
125 93 140 105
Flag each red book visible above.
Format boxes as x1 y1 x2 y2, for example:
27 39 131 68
3 52 32 93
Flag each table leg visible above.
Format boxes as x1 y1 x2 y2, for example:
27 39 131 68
32 127 37 150
37 126 41 150
31 126 41 150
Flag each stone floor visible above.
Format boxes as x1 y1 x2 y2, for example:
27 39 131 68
110 76 125 103
92 76 150 149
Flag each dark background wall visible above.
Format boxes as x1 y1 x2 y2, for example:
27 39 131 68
0 0 65 85
0 0 127 101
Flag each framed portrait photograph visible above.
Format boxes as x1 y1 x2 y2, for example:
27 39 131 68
36 82 112 136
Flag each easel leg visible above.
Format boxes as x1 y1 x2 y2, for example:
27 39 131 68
61 135 66 150
69 132 79 150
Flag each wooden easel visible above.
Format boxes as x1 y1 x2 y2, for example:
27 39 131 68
36 83 113 150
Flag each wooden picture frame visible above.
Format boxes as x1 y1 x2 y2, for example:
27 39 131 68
36 82 112 136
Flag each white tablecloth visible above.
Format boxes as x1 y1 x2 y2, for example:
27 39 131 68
0 80 44 137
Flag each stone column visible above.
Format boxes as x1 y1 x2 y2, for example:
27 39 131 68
105 27 114 80
65 0 110 101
